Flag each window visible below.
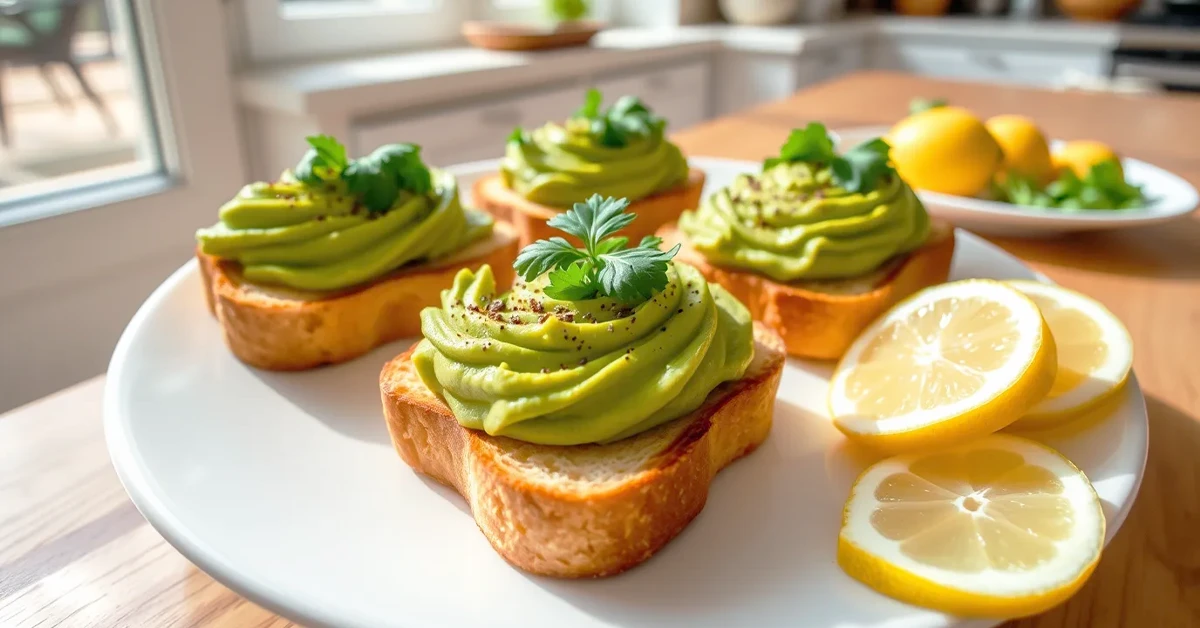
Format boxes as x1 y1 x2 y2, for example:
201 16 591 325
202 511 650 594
0 0 161 222
0 1 245 407
238 0 612 65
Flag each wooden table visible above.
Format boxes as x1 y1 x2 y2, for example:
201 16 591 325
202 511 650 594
3 71 1198 627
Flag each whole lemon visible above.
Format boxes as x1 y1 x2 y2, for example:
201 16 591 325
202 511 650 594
985 115 1055 185
888 106 1004 197
1053 140 1123 179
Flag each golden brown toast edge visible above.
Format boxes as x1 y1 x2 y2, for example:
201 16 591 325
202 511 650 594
472 169 706 250
657 220 956 361
198 224 520 371
379 323 785 578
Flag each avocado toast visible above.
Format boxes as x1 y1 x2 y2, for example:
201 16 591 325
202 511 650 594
659 123 954 360
473 88 705 249
379 195 784 577
196 137 518 370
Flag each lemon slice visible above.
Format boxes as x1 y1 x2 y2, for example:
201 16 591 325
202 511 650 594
838 434 1105 617
829 280 1056 453
1007 281 1133 428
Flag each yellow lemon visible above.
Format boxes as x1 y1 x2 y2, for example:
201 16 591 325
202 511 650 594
986 115 1056 185
1007 281 1134 428
839 433 1105 618
828 280 1056 453
1052 140 1123 179
888 106 1004 197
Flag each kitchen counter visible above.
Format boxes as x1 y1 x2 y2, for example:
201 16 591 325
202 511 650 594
237 16 1199 118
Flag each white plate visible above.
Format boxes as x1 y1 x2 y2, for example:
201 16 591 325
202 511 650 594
837 126 1198 237
105 157 1148 628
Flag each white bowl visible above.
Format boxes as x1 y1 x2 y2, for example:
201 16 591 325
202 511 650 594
718 0 800 25
838 126 1199 237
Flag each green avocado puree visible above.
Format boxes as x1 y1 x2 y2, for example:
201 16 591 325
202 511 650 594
678 162 930 282
501 118 689 208
411 262 753 446
195 169 492 292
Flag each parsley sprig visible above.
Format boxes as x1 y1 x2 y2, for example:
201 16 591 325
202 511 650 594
763 122 895 194
998 159 1147 210
510 89 665 150
514 195 680 303
293 135 432 213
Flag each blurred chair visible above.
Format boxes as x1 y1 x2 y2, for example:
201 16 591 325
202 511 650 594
0 0 117 146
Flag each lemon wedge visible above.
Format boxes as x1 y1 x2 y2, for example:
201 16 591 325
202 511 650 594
1007 281 1133 428
838 434 1105 618
829 280 1056 453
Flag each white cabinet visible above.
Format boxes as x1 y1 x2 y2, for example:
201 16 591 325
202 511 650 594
591 61 711 131
714 44 865 117
871 40 1110 87
352 60 715 167
352 85 581 167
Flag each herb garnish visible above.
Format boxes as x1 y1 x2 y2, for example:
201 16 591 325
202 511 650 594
514 194 680 303
909 97 948 115
293 136 432 213
763 122 894 194
998 159 1146 210
506 89 664 149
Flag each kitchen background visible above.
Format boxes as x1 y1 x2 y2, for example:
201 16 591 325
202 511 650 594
0 0 1195 412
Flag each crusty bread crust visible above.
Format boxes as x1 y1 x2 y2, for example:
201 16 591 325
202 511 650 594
199 222 519 371
379 323 785 578
657 220 956 361
472 169 706 249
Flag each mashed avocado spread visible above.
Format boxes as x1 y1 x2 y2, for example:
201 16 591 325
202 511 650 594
196 141 492 292
411 194 754 446
678 124 930 282
412 263 751 445
500 89 689 208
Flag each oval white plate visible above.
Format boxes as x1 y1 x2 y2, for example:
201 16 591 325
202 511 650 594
106 157 1147 628
837 126 1198 237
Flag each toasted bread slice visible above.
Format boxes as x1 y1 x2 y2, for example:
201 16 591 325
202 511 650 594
472 169 706 249
658 219 956 361
379 323 785 578
199 222 519 371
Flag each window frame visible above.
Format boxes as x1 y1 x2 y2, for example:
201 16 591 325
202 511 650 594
237 0 612 65
0 0 246 301
239 0 474 65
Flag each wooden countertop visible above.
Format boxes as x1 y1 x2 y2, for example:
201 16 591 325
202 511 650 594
3 71 1198 627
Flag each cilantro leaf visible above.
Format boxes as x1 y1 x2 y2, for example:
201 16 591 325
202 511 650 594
638 235 663 249
512 195 678 303
997 158 1147 210
547 194 634 254
764 122 837 170
308 134 347 169
909 98 948 115
508 127 527 144
571 89 664 148
294 135 349 185
598 243 680 303
765 123 896 194
342 143 432 212
595 236 629 255
834 138 893 194
575 88 603 119
544 261 599 300
514 237 587 281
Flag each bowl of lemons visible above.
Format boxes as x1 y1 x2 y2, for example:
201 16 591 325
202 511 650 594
836 101 1198 237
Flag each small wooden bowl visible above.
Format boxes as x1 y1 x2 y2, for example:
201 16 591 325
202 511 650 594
461 20 604 52
1055 0 1139 21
